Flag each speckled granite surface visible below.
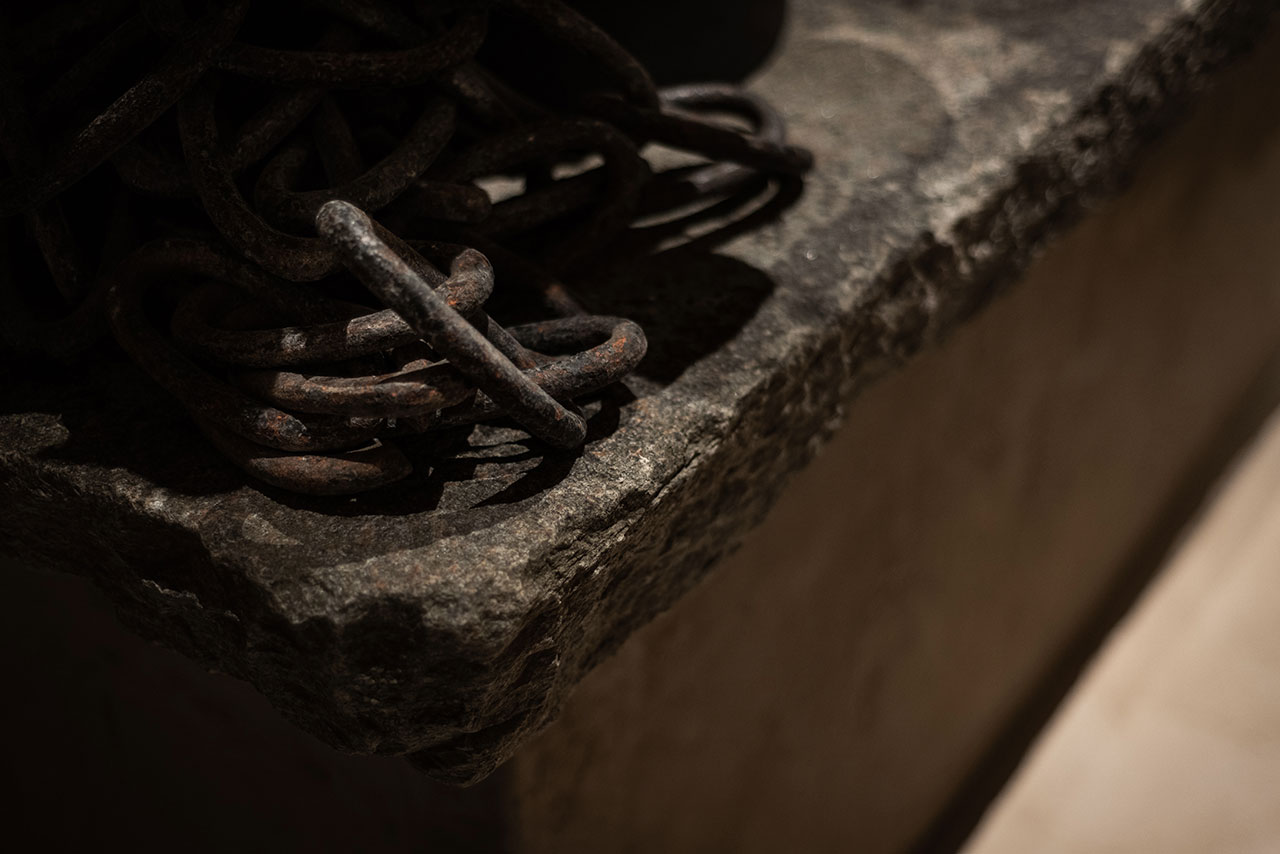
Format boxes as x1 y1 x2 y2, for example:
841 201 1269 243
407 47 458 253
2 0 1273 783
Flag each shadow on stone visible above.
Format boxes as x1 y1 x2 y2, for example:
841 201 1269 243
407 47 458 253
586 250 779 386
568 176 801 386
1 360 244 498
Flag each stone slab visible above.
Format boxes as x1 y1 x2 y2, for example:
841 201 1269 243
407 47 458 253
2 0 1275 783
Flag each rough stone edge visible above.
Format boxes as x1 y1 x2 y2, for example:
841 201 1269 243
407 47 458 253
408 0 1277 784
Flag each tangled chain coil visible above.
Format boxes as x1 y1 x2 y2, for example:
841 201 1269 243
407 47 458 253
1 0 812 495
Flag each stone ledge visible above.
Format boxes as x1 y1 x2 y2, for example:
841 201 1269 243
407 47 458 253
1 0 1273 784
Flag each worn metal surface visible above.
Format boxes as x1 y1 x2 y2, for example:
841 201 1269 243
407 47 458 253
1 0 1275 784
1 0 808 494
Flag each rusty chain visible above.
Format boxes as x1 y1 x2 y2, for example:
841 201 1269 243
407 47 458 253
1 0 812 494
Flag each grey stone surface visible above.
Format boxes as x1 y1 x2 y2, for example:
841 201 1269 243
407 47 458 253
1 0 1273 784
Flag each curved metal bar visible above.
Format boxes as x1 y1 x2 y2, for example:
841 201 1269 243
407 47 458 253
113 85 330 198
392 180 493 224
502 0 659 108
172 247 495 367
0 0 249 217
217 10 487 87
9 0 136 70
200 419 412 495
439 118 649 271
316 200 588 448
181 81 470 284
299 0 429 45
107 239 384 453
655 83 794 199
309 94 366 183
423 314 646 429
255 97 457 229
235 362 472 417
33 15 153 123
179 80 343 282
585 86 813 183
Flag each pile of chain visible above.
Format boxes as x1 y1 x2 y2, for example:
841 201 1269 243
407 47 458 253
1 0 812 495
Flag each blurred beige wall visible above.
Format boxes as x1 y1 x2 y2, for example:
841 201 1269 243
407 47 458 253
966 364 1280 854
